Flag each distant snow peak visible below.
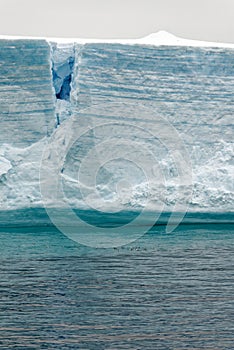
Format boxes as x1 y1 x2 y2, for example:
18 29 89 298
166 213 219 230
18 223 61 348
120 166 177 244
140 31 234 48
144 31 177 41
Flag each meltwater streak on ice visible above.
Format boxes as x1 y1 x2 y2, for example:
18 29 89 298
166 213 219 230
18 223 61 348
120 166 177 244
0 32 233 245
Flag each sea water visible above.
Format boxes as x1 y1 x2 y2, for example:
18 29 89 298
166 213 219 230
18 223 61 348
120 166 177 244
0 224 233 349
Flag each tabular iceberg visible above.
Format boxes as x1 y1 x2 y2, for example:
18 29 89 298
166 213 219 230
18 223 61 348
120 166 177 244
0 32 233 229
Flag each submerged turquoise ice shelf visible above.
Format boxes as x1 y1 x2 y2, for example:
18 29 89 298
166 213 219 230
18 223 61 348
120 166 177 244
0 208 233 227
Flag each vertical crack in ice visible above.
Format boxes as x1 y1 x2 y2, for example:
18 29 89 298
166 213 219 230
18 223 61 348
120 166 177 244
53 56 74 101
50 42 75 127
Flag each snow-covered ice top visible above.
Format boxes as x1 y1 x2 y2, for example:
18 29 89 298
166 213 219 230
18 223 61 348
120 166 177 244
0 30 234 48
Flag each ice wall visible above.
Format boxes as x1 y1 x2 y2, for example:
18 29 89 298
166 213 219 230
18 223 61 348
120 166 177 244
0 39 55 217
0 35 233 227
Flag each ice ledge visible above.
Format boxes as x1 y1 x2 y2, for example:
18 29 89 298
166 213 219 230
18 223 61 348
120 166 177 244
0 30 234 48
0 209 233 228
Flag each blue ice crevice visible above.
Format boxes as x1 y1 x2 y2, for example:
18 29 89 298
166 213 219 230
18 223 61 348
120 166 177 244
50 42 75 126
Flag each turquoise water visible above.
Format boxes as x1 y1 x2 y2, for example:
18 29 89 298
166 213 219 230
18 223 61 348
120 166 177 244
0 224 233 349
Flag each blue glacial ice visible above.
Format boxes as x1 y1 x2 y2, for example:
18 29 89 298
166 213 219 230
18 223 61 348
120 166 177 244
0 32 233 227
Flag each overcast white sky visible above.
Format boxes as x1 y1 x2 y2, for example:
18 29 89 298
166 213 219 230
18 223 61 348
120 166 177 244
0 0 233 43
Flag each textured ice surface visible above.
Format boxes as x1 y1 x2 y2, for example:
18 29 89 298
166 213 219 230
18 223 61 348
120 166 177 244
0 33 233 226
0 40 55 146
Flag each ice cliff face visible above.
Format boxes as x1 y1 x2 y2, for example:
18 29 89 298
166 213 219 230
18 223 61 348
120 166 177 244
0 33 233 226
